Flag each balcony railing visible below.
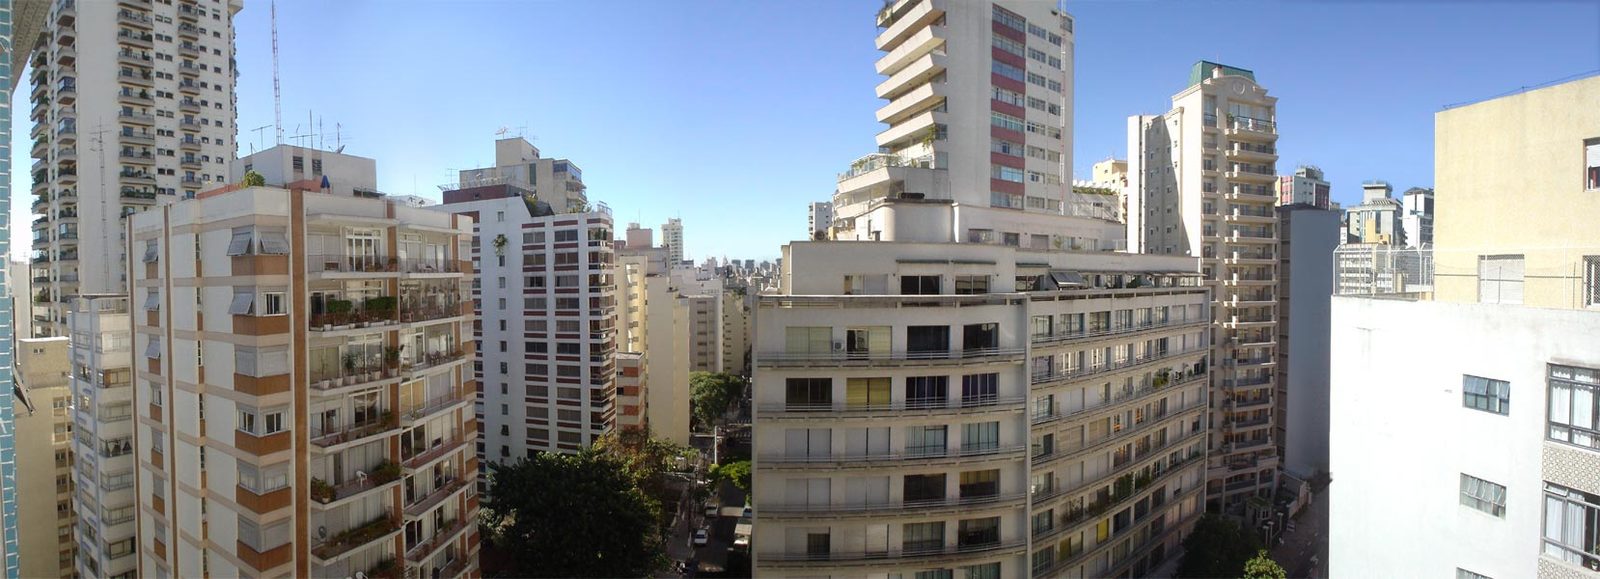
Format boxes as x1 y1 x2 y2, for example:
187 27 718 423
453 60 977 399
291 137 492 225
406 517 470 562
1223 376 1271 388
312 513 398 560
758 347 1025 368
404 476 468 518
1031 371 1207 428
307 254 398 274
1030 317 1207 346
1029 346 1208 386
758 395 1023 417
1228 116 1276 134
762 538 1027 564
309 412 397 448
761 491 1027 517
403 391 471 422
399 301 466 324
759 444 1025 466
310 463 400 505
401 429 467 471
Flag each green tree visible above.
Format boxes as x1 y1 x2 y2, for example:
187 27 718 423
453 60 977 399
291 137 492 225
1243 549 1288 579
1176 513 1261 579
592 427 691 511
242 169 266 187
480 451 666 578
709 460 752 492
691 372 746 430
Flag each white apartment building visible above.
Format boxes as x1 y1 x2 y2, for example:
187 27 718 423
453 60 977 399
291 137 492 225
441 183 615 458
663 218 684 268
127 174 480 579
808 202 833 241
831 0 1093 248
66 294 136 579
29 0 241 337
1401 186 1434 248
753 241 1210 578
1127 61 1283 509
1330 73 1600 579
1344 180 1405 245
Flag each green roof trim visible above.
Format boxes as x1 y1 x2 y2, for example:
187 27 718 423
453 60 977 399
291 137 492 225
1189 61 1255 87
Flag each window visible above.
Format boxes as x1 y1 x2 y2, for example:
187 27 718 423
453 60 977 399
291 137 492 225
963 323 998 352
1462 375 1510 415
1548 364 1600 451
992 61 1025 82
1542 482 1600 570
903 474 945 503
990 111 1025 132
991 164 1025 183
785 428 831 459
786 378 831 410
1477 255 1524 305
906 425 947 456
1584 256 1600 308
845 378 890 408
965 562 1001 579
1456 569 1493 579
963 373 998 406
959 469 999 498
261 292 285 316
784 327 832 355
903 521 944 552
142 240 159 262
1459 473 1506 517
990 137 1022 156
236 409 256 434
906 376 949 409
1586 137 1599 190
907 326 950 356
963 421 1000 452
954 275 988 295
901 275 941 295
958 517 1000 547
991 34 1023 57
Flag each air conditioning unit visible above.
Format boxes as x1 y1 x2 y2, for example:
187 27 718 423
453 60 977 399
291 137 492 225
832 341 845 352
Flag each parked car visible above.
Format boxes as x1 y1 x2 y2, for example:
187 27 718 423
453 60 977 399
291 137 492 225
742 505 752 519
692 529 709 546
705 504 719 517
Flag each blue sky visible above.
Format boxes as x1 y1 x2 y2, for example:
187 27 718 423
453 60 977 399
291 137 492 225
11 1 1600 260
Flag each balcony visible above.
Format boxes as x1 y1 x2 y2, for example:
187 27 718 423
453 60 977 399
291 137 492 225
117 89 153 106
402 391 472 424
1031 371 1208 431
1225 116 1277 139
307 299 399 333
117 111 154 126
404 476 469 518
758 346 1024 369
405 516 471 563
119 131 154 145
309 413 398 451
1223 314 1274 329
178 80 199 94
1225 397 1273 412
116 70 153 88
118 171 156 186
307 254 400 275
760 491 1026 520
119 151 155 165
757 395 1023 421
311 513 400 562
760 538 1027 568
758 444 1025 470
1030 317 1209 347
401 430 468 472
310 462 400 507
399 300 468 326
1226 143 1277 161
1223 376 1272 391
310 364 400 394
120 188 157 202
1029 346 1208 387
179 99 201 113
116 10 152 28
180 177 204 189
404 350 468 376
178 23 200 39
398 257 465 276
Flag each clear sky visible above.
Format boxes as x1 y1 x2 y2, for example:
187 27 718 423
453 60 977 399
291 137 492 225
10 1 1600 261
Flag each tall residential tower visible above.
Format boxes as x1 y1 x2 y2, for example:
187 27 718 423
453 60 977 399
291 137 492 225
1127 61 1282 510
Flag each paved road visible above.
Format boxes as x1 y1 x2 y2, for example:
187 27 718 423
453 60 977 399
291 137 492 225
1271 483 1329 579
661 477 748 577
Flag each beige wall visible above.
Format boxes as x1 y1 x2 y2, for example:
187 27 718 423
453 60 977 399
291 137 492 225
1433 75 1600 308
15 337 74 579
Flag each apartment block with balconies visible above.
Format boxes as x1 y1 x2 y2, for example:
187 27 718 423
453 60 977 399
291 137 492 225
125 163 479 579
752 241 1210 578
1126 61 1282 511
832 0 1096 246
29 0 240 339
67 295 137 579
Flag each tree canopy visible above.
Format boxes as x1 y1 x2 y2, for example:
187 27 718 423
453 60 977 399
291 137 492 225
242 170 265 187
1176 513 1262 579
691 372 746 430
593 427 693 506
709 460 751 492
1243 549 1288 579
480 451 667 578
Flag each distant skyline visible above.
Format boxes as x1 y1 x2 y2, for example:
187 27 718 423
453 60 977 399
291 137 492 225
10 0 1600 261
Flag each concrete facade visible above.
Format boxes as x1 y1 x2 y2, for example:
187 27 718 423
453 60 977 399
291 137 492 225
1274 205 1337 479
1127 61 1283 508
662 218 684 268
808 202 833 241
1275 166 1329 210
125 172 480 579
15 336 75 579
1400 187 1433 249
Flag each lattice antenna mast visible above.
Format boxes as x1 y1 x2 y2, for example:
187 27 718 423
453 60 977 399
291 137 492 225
271 0 283 145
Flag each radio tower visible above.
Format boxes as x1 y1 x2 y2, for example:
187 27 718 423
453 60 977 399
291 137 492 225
272 0 283 145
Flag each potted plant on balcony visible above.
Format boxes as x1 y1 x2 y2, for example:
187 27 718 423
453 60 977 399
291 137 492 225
342 352 359 385
371 460 401 484
310 477 336 503
492 234 507 256
364 296 396 324
326 299 353 329
382 346 402 377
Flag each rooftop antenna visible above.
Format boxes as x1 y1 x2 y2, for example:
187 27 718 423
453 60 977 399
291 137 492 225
249 124 271 154
271 0 282 145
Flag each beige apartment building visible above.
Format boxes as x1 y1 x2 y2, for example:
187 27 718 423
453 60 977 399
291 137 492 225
15 336 76 579
125 160 479 578
1330 73 1600 579
29 0 241 338
616 243 691 445
753 241 1210 577
1127 61 1282 510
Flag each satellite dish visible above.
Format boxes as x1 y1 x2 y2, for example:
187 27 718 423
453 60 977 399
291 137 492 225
317 526 328 540
335 145 346 154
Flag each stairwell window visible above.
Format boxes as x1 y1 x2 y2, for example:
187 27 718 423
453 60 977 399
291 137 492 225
1477 255 1524 305
1585 138 1599 190
1583 256 1600 308
1459 473 1506 517
1462 375 1510 415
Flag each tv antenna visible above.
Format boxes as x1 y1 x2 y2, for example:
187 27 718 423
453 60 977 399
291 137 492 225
271 0 283 145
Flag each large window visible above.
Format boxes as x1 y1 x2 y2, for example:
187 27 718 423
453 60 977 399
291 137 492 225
957 517 1000 548
1548 364 1600 451
954 275 989 295
1462 375 1510 415
991 164 1025 183
784 428 831 459
845 378 891 408
1543 482 1600 570
963 373 999 406
1477 255 1524 305
784 327 832 356
963 323 999 352
901 275 941 295
959 469 999 499
903 521 945 552
963 421 1000 452
907 326 950 355
903 474 945 503
1459 473 1506 518
906 425 947 456
992 61 1025 82
785 378 831 410
906 376 949 409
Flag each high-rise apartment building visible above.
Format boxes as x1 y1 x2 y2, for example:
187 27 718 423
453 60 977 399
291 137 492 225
15 336 76 579
443 137 616 458
66 294 135 579
29 0 241 337
0 3 23 572
829 0 1105 248
1127 61 1283 509
1344 180 1405 245
616 245 691 445
662 218 684 268
1401 186 1434 248
807 202 833 241
455 137 586 214
752 242 1211 578
1329 73 1600 579
1272 205 1338 480
127 164 480 579
1276 166 1330 210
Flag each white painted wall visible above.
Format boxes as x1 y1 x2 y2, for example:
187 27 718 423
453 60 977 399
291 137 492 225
1279 207 1337 478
